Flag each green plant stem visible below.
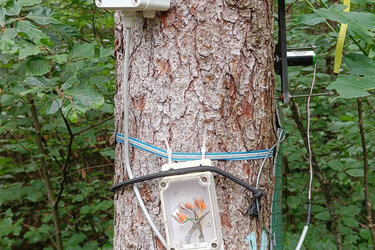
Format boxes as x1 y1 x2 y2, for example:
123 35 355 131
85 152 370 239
290 99 343 250
349 35 367 57
27 94 63 250
357 98 375 249
304 0 335 32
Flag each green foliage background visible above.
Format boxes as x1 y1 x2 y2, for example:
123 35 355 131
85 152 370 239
0 0 374 249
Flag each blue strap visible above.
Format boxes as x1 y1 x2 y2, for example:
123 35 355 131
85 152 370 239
246 232 257 250
260 230 268 250
116 133 273 161
246 230 269 250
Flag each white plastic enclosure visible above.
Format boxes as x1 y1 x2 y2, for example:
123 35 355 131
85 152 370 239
159 160 224 250
95 0 170 11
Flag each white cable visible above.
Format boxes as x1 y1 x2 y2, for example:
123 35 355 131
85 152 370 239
306 63 316 201
201 128 207 160
295 62 317 250
121 15 168 249
164 137 172 164
255 132 285 190
255 130 285 250
296 226 309 250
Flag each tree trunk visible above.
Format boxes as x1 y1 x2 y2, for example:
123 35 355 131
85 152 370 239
113 0 276 249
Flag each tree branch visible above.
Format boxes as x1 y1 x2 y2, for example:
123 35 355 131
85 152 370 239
55 110 74 208
27 94 63 250
357 98 375 249
290 99 343 250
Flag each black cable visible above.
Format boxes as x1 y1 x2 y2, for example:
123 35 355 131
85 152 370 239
306 199 312 225
110 165 264 198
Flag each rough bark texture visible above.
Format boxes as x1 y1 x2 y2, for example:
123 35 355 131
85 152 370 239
113 0 276 249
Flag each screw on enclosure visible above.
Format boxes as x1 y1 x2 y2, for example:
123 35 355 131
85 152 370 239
97 0 102 5
211 242 218 248
160 182 166 188
201 176 208 183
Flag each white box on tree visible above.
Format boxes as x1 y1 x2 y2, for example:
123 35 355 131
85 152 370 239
95 0 170 11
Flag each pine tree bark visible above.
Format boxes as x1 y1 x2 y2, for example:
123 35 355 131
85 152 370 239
113 1 277 249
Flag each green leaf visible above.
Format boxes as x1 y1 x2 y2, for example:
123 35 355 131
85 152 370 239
61 76 78 90
313 7 371 43
95 200 112 211
24 228 41 243
100 148 114 159
342 216 358 227
346 12 375 31
0 218 12 237
47 54 68 64
12 219 23 236
314 211 331 221
25 179 45 202
18 0 41 7
313 6 350 24
73 194 84 202
26 57 51 76
41 97 62 114
68 233 86 246
26 13 59 25
0 7 5 26
4 1 20 16
19 43 40 59
360 228 371 240
337 205 361 216
100 48 113 60
327 75 375 98
80 205 91 215
62 103 84 123
5 208 13 217
16 20 49 42
343 53 375 76
296 13 325 26
346 169 364 177
70 43 95 60
24 76 54 87
0 28 17 51
65 87 104 109
327 160 344 171
51 24 79 48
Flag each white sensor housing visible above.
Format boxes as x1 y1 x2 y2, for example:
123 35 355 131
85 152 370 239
95 0 170 11
160 160 224 250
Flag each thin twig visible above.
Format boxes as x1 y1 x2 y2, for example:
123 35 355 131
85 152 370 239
93 144 114 166
286 0 300 12
357 98 375 249
73 116 114 136
6 132 33 153
22 222 58 249
66 163 113 177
